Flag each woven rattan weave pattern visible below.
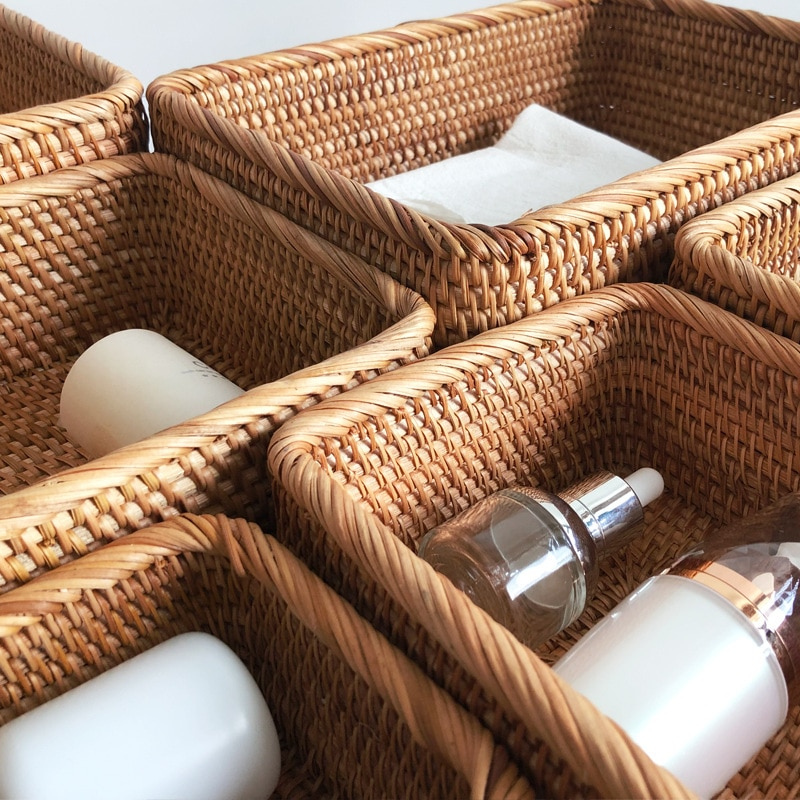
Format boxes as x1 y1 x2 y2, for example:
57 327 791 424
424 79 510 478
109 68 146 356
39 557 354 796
268 282 800 798
671 171 800 343
149 0 800 345
0 152 432 591
0 514 529 798
0 4 147 184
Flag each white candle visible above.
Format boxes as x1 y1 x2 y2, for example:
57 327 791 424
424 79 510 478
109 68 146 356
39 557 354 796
0 632 281 800
554 574 788 798
60 329 245 457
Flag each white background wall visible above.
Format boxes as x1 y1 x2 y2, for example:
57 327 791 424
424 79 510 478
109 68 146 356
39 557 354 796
4 1 798 92
4 1 480 89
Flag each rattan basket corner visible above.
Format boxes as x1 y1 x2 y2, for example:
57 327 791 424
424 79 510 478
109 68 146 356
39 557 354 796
670 170 800 342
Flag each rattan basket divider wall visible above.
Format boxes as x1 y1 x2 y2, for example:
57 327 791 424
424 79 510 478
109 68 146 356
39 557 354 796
267 282 800 798
0 4 147 183
0 151 433 591
670 171 800 341
0 512 532 798
148 0 800 346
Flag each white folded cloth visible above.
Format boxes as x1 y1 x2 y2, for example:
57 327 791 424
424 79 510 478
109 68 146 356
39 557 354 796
365 104 661 225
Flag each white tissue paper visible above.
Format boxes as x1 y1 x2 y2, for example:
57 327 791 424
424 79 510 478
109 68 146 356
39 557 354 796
366 104 662 225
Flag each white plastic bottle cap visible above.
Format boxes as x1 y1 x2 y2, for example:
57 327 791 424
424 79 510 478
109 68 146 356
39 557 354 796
624 468 665 508
60 329 245 457
0 632 281 800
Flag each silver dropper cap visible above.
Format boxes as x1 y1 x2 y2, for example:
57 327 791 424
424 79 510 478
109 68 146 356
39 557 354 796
561 468 664 555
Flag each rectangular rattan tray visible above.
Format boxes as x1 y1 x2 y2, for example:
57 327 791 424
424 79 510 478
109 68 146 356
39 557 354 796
149 0 800 345
0 152 432 590
0 3 147 183
0 513 529 798
268 282 800 798
670 170 800 342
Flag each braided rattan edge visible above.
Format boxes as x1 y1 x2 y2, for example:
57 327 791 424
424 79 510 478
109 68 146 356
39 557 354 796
671 173 800 340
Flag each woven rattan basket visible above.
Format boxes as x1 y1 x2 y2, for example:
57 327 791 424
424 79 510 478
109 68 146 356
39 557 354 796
268 282 800 798
0 151 432 590
0 513 531 798
0 4 147 183
148 0 800 346
670 171 800 342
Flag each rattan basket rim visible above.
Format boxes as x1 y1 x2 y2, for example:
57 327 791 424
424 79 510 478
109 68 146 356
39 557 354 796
0 152 434 534
269 282 800 461
0 512 523 796
0 4 144 143
673 171 800 306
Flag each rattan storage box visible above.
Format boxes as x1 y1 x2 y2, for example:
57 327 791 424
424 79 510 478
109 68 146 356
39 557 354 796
670 171 800 343
0 4 147 183
0 151 432 590
268 282 800 798
148 0 800 346
0 513 531 797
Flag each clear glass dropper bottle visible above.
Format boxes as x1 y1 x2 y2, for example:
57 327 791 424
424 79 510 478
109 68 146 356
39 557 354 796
417 468 664 649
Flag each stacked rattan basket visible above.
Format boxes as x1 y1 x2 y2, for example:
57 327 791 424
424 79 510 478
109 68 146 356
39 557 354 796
5 0 800 798
148 0 800 346
0 4 147 182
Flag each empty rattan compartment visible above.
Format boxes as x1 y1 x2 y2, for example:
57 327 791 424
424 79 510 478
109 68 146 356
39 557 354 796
0 513 530 798
0 151 433 589
268 282 800 798
670 171 800 342
0 4 147 183
149 0 800 345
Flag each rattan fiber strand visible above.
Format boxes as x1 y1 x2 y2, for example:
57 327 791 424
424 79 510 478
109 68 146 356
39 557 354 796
149 0 800 345
671 171 800 342
0 513 533 798
0 4 147 183
0 151 432 590
267 282 800 798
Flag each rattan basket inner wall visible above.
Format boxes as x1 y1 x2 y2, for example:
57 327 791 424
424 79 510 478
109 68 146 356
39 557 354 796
149 0 800 345
267 282 800 798
0 4 147 183
0 152 432 591
0 513 530 798
670 171 800 342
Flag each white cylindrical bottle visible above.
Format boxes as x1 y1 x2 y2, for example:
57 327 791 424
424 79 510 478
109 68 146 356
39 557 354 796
60 329 245 457
554 494 800 798
417 468 664 649
0 632 281 800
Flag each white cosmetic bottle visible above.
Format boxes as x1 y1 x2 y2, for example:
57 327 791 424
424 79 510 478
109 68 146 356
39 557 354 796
0 632 281 800
418 468 664 649
554 493 800 798
60 329 245 457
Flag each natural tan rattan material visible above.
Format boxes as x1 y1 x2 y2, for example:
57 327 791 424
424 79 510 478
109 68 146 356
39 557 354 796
0 513 532 798
148 0 800 346
268 282 800 798
0 152 432 590
0 4 147 183
670 172 800 342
